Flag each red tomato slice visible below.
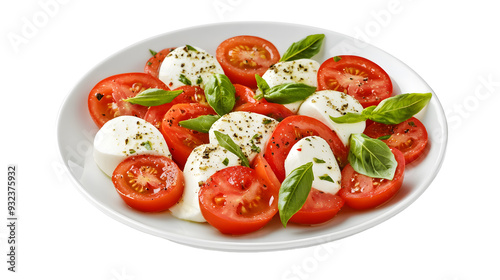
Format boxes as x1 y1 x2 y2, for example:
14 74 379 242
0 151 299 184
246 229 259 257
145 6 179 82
363 117 428 164
88 72 169 127
216 35 280 88
233 84 265 108
264 115 348 182
160 103 216 169
112 155 184 212
144 47 175 78
339 148 405 210
233 102 295 122
317 55 393 107
251 154 281 192
289 189 344 225
198 166 279 235
144 85 207 129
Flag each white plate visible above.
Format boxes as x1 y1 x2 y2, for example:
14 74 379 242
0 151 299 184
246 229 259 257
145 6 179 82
57 22 448 252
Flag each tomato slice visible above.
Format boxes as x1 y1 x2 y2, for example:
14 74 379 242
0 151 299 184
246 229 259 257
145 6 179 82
88 73 169 127
198 166 279 235
339 148 405 210
160 103 216 169
233 83 265 108
144 47 175 78
233 102 295 122
289 189 344 225
112 155 184 212
216 35 280 88
363 117 428 164
264 115 348 182
251 154 281 192
317 55 393 108
144 85 207 129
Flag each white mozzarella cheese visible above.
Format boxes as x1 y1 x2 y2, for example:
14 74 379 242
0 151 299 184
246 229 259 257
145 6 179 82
284 136 341 195
298 90 365 146
169 143 240 222
208 111 278 163
158 45 224 90
93 116 171 177
260 58 319 113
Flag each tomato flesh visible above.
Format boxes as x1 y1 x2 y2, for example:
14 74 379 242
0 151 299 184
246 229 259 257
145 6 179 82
363 117 428 164
88 73 169 127
144 85 207 129
289 189 344 225
264 115 348 182
234 102 295 122
144 47 175 78
198 166 279 235
160 103 216 169
216 35 280 88
317 55 392 107
339 148 405 210
112 155 184 212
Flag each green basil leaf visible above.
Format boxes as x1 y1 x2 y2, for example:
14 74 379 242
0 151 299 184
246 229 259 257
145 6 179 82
329 93 431 124
254 74 270 100
179 74 192 85
213 131 249 167
140 141 152 150
204 74 236 116
124 88 183 106
369 92 432 124
377 135 392 140
178 115 220 133
329 111 369 124
278 162 314 227
348 133 397 180
186 45 197 52
149 49 157 56
263 83 317 104
319 174 334 183
280 34 325 62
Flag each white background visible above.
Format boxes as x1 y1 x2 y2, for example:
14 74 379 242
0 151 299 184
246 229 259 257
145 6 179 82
1 0 499 279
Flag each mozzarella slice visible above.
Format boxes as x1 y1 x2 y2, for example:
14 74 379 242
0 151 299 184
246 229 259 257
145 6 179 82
169 143 240 222
298 90 365 146
284 136 341 195
93 116 171 177
158 45 224 90
259 58 319 113
208 111 278 163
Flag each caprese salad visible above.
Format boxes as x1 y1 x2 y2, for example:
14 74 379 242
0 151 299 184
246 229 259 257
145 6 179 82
87 33 431 235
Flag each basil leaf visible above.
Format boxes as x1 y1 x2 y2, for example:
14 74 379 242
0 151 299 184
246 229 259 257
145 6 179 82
280 34 325 62
319 174 334 183
204 74 236 116
263 83 317 104
179 74 192 85
369 92 432 124
377 135 392 140
329 93 431 124
278 162 314 227
348 133 397 180
213 131 249 167
330 111 370 124
186 45 197 52
124 88 183 106
254 74 270 100
178 115 220 133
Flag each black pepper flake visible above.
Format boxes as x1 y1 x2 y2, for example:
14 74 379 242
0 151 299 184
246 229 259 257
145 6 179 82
95 93 104 101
